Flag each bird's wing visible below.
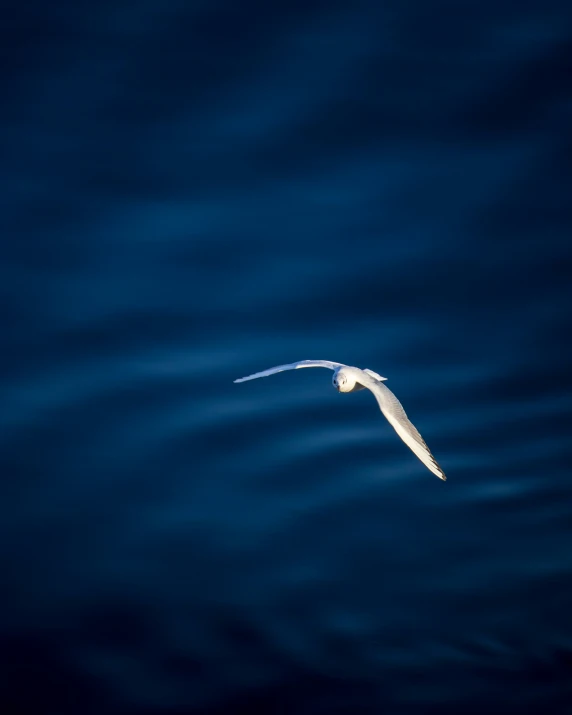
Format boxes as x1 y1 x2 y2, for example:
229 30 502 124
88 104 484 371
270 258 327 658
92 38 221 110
234 360 344 383
358 372 446 481
363 368 387 382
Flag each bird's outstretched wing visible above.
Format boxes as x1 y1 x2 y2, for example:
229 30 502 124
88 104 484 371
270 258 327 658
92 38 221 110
358 372 446 481
234 360 344 383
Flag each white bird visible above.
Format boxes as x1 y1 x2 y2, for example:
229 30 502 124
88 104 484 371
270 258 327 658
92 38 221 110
234 360 446 481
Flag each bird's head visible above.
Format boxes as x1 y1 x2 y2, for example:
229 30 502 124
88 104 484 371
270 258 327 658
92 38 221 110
332 368 357 393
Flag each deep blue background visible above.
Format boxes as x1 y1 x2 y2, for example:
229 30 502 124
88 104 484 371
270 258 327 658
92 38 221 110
2 2 572 713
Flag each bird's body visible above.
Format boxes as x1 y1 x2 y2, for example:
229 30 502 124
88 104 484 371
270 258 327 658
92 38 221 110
234 360 446 481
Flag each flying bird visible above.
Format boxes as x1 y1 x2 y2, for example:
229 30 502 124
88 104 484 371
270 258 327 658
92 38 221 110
234 360 446 481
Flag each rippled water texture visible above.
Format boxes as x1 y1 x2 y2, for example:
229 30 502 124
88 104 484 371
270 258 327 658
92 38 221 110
2 1 572 713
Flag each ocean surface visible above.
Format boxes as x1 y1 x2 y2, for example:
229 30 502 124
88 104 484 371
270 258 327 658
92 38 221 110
2 2 572 713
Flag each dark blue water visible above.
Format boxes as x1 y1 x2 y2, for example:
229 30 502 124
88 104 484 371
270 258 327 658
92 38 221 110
2 2 572 713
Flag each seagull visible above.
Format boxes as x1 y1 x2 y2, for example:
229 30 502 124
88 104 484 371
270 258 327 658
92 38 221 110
234 360 446 481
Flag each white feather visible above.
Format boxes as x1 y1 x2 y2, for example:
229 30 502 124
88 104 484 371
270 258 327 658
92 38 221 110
357 372 446 481
233 360 343 382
